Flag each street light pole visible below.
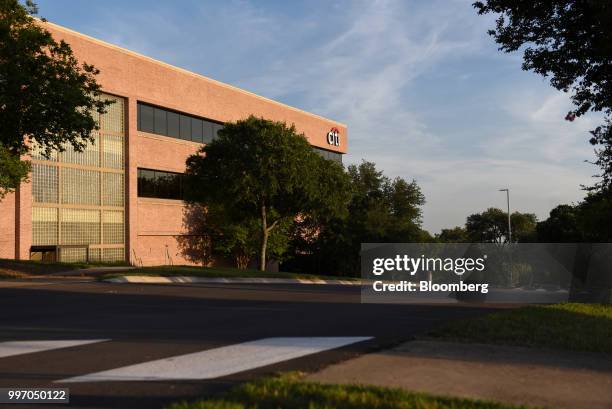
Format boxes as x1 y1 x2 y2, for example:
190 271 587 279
499 188 511 243
499 188 513 287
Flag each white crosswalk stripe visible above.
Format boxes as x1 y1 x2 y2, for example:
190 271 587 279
0 339 109 359
58 336 372 383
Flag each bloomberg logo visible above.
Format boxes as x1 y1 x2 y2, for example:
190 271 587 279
327 127 340 146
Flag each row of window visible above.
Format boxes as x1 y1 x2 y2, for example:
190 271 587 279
313 147 343 163
32 164 124 207
138 102 344 165
137 168 185 200
32 207 124 246
136 147 342 202
137 102 223 144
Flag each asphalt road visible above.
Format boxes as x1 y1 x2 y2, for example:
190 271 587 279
0 279 496 409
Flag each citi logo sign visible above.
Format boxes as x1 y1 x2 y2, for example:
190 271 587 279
327 128 340 146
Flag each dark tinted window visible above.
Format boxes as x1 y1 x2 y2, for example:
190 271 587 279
137 168 184 200
167 111 180 138
180 115 191 140
191 118 203 143
154 108 167 135
155 172 174 198
137 102 223 145
212 123 223 140
313 147 343 164
137 169 156 197
202 121 214 143
139 104 155 133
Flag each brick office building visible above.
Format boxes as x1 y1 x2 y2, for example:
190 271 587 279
0 22 347 266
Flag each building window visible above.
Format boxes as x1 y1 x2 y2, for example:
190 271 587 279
31 93 126 263
313 147 343 164
138 103 154 133
167 111 180 138
137 101 223 144
154 107 167 135
137 168 184 200
180 114 191 140
32 164 59 203
191 117 203 143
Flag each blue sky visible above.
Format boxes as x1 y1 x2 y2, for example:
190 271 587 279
35 0 599 233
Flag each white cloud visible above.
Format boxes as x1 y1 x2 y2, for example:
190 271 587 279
79 0 599 233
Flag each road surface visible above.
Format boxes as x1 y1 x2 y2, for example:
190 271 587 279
0 278 494 408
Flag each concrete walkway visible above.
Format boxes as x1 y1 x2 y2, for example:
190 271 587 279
308 340 612 409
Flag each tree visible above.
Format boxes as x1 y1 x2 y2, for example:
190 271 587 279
578 190 612 242
185 115 351 271
474 1 612 190
536 190 612 243
436 226 468 243
177 202 290 269
512 211 538 242
0 0 110 196
343 162 425 249
537 204 582 242
290 161 427 275
466 207 537 243
466 208 507 243
0 144 30 198
347 161 425 243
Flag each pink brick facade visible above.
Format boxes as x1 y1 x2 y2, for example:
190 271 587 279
0 192 16 259
0 22 347 266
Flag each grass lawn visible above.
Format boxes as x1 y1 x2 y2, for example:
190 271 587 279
167 374 538 409
0 258 128 279
101 265 359 282
430 303 612 354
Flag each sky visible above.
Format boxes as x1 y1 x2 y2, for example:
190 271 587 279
34 0 600 234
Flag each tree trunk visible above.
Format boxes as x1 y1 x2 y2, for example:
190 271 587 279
259 204 268 271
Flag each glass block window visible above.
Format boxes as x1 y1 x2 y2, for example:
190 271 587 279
61 208 100 245
98 94 125 133
32 164 58 203
103 211 124 244
102 248 125 262
31 92 126 263
62 133 100 167
88 248 102 263
31 141 58 161
32 207 58 245
60 247 89 263
102 134 124 169
61 168 100 205
103 172 124 206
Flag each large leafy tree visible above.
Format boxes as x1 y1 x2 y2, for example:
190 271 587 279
436 226 469 243
0 0 110 197
185 115 351 271
290 161 427 275
347 162 425 243
538 191 612 242
474 1 612 190
536 204 582 242
177 202 290 269
466 207 537 243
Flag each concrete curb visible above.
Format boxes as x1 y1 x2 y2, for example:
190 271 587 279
103 275 363 286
